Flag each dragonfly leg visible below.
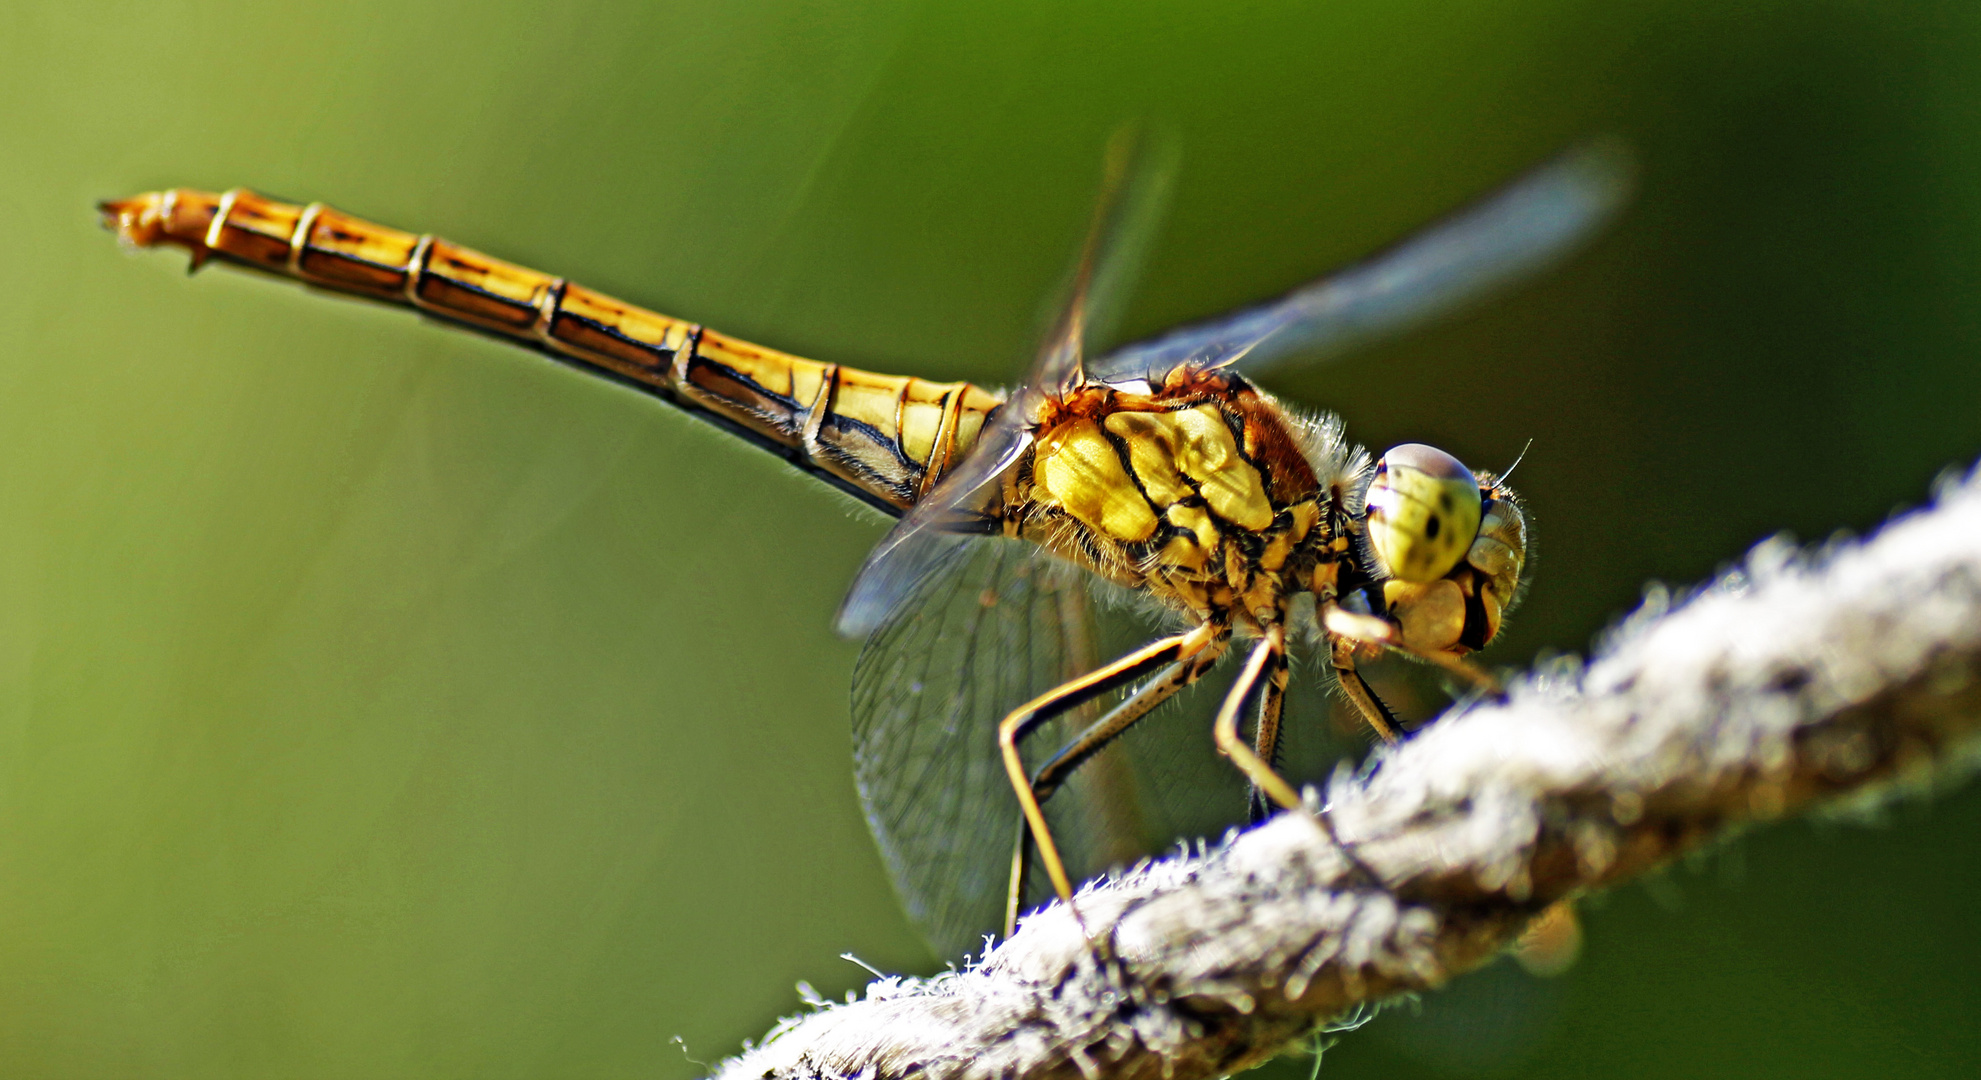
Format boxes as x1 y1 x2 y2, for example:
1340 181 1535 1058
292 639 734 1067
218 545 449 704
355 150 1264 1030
1331 589 1505 697
1403 645 1504 697
1211 625 1302 812
1227 627 1389 890
997 621 1227 927
1005 633 1230 935
1245 643 1290 824
1028 644 1227 804
1004 815 1033 942
1329 636 1404 744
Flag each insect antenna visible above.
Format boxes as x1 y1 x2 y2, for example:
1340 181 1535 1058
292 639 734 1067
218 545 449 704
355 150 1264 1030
1497 438 1535 484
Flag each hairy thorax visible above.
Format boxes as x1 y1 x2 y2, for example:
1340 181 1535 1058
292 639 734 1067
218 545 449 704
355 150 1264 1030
1003 368 1357 627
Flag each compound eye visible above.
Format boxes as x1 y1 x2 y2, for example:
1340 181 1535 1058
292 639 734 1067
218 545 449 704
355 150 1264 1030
1366 443 1484 583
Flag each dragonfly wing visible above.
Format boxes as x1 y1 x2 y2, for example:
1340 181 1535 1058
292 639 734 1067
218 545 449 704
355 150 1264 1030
836 128 1177 639
833 405 1031 638
1035 124 1180 393
851 538 1116 959
1093 141 1632 382
854 552 1364 959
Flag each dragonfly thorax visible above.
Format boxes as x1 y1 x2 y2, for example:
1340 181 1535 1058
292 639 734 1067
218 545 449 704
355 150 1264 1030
1003 368 1358 627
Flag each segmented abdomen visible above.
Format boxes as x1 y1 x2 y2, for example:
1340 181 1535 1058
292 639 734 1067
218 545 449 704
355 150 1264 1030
101 188 1003 514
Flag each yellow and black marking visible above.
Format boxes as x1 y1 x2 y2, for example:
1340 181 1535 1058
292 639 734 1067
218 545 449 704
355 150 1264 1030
101 187 1002 515
986 368 1372 930
1003 370 1343 627
990 373 1538 927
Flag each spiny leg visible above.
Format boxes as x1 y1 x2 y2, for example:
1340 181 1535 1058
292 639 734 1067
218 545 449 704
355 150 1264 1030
1406 645 1503 697
1218 627 1385 889
1246 647 1290 824
1211 625 1302 812
1006 634 1228 935
997 621 1226 925
1330 636 1403 744
1028 644 1228 803
1323 599 1502 726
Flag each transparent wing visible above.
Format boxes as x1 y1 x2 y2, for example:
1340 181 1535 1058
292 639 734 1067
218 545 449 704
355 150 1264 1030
1093 141 1632 382
854 544 1368 959
835 128 1178 639
851 538 1103 959
834 409 1030 638
1044 124 1180 392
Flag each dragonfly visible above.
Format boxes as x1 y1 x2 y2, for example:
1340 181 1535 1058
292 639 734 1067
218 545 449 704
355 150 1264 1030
101 139 1627 961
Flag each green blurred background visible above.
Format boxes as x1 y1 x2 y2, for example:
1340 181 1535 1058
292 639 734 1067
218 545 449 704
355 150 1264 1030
3 0 1979 1076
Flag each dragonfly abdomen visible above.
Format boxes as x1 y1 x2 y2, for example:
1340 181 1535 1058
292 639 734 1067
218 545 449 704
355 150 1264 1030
100 187 1003 514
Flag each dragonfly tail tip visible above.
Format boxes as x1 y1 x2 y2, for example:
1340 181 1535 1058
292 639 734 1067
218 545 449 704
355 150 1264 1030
98 193 171 250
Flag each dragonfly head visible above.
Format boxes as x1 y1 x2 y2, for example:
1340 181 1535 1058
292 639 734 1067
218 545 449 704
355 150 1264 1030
1365 443 1528 655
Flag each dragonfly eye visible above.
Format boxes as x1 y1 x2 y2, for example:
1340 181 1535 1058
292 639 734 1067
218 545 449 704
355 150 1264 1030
1365 443 1483 584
